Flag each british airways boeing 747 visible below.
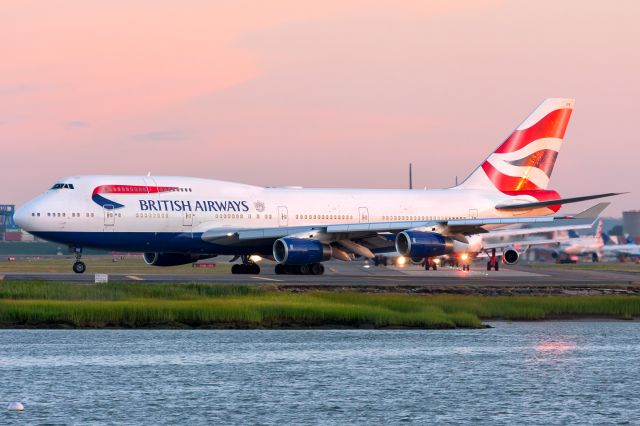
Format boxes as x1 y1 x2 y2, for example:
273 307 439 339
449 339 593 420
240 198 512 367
14 98 620 274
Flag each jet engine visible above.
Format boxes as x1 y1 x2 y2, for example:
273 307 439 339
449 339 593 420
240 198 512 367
143 252 214 267
395 231 467 258
502 248 520 265
273 238 332 265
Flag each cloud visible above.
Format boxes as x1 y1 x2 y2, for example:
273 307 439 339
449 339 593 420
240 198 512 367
66 120 90 128
134 129 191 142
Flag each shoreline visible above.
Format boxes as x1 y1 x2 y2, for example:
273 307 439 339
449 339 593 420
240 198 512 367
0 316 637 330
1 281 640 329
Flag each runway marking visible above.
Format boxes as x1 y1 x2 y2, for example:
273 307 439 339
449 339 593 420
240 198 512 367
126 275 144 281
329 268 338 273
252 276 283 282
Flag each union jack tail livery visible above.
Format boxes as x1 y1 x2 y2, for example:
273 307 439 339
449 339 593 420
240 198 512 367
460 98 575 194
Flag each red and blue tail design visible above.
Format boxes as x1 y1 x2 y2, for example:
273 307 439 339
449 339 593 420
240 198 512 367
92 185 178 209
459 98 575 210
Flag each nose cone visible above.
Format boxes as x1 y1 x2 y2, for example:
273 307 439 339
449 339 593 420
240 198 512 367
13 206 27 230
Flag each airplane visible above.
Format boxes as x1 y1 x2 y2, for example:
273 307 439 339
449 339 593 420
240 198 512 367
14 98 623 274
602 232 640 260
550 220 604 262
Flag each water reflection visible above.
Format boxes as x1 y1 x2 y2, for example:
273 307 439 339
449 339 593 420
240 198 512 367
0 323 639 425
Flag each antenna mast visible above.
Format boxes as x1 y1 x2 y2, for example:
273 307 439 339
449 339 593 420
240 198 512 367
409 163 413 190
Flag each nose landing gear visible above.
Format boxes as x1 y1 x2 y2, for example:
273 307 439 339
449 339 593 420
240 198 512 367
72 248 86 274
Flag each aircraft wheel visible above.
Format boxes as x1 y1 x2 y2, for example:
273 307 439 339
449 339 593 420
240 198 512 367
494 262 499 271
275 264 285 275
310 263 324 275
249 264 260 274
299 264 310 275
72 261 86 274
432 264 437 271
231 264 242 274
486 261 491 271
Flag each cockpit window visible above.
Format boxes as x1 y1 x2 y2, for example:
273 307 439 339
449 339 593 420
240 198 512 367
51 183 75 190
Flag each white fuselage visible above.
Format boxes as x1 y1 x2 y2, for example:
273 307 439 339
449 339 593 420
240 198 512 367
558 237 603 256
15 175 552 254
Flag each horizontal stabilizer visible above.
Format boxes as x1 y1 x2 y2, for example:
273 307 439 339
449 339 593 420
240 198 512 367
495 193 623 211
573 202 610 219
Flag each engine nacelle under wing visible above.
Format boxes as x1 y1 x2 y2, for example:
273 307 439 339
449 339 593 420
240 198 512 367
395 231 468 258
273 238 332 265
502 248 520 265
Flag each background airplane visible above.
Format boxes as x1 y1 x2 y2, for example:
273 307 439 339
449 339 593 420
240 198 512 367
549 220 604 263
602 232 640 261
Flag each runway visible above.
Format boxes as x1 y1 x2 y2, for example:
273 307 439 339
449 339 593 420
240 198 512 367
3 261 640 287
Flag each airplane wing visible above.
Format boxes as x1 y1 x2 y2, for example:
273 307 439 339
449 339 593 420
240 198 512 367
484 203 609 238
202 216 556 244
603 246 640 257
200 203 609 258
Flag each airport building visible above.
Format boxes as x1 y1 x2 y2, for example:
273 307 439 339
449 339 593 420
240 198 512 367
623 211 640 243
0 204 21 241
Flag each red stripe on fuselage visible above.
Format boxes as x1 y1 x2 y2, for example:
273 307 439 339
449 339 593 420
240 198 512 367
495 108 572 154
92 185 178 196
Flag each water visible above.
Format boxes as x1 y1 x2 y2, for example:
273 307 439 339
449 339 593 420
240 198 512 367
1 322 639 425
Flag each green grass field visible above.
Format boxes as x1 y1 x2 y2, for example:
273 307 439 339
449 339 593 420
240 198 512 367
1 281 639 329
0 256 232 274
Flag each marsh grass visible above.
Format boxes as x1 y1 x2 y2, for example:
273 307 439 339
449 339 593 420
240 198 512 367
0 282 639 328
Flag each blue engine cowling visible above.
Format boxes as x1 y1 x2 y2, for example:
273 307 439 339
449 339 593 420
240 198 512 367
273 238 332 265
143 252 214 266
395 231 456 258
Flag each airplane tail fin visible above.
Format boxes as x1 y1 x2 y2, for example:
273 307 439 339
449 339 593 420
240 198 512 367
458 98 574 193
602 231 613 245
625 234 635 245
595 220 603 242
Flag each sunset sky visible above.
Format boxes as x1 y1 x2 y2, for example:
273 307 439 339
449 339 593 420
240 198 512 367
2 0 638 215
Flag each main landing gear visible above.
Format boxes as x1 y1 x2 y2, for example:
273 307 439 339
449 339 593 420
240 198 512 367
275 263 325 275
423 257 438 271
72 248 86 274
231 255 260 274
486 248 499 271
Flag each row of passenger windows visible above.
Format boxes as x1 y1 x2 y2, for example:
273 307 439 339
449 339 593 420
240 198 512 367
295 214 354 220
136 213 170 219
381 215 465 221
32 212 97 218
134 213 275 220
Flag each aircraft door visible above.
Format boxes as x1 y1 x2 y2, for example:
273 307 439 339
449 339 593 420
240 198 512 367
358 207 369 223
103 205 115 228
183 212 193 227
278 206 288 227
